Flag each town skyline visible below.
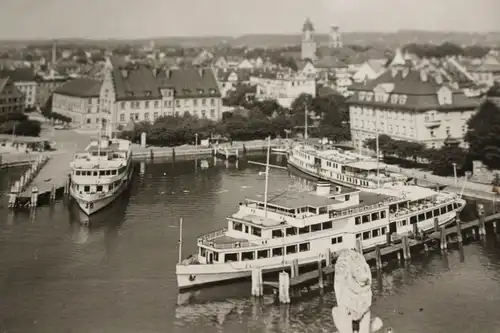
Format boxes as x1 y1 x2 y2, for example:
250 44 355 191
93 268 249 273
1 0 499 40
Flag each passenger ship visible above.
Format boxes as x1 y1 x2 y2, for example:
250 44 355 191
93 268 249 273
176 180 466 290
69 136 134 215
287 139 408 189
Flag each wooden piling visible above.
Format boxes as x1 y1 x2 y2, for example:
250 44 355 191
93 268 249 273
317 259 324 289
50 183 56 202
434 217 439 232
251 267 263 297
278 271 291 304
412 223 418 237
440 227 448 250
397 250 402 261
150 148 154 160
235 149 239 160
477 203 486 235
8 183 18 208
355 238 363 253
375 245 382 270
456 215 463 243
30 186 38 208
243 144 247 155
64 174 71 195
291 259 299 278
424 243 429 252
402 236 410 260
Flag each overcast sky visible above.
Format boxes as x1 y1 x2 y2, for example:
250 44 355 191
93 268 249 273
1 0 499 39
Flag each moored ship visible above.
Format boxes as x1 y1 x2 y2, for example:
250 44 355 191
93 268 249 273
69 136 133 215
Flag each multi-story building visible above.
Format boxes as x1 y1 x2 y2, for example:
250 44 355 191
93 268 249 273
348 53 481 151
100 63 223 129
52 78 103 128
250 72 316 108
0 76 25 114
0 68 37 108
35 71 70 107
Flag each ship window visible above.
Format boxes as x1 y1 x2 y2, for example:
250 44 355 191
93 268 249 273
447 204 453 212
371 212 379 221
233 222 243 231
372 229 380 238
251 227 261 237
410 216 417 224
332 236 342 244
224 253 238 263
426 211 432 220
433 209 440 217
96 185 103 192
272 229 283 238
257 249 269 259
401 219 407 226
93 171 98 176
362 215 370 223
440 206 446 214
286 227 297 236
112 170 117 175
355 217 361 225
311 223 322 232
245 226 249 233
99 171 105 176
381 227 387 234
319 206 327 214
381 211 386 219
418 214 425 222
322 221 332 229
84 185 90 192
453 202 459 209
362 231 371 240
109 183 114 190
75 171 81 176
272 247 283 257
286 245 297 254
298 226 310 234
200 248 206 257
106 170 111 176
356 233 361 239
213 252 219 262
241 251 254 261
299 243 310 252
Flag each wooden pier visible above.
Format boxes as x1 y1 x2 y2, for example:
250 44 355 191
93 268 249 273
253 210 500 303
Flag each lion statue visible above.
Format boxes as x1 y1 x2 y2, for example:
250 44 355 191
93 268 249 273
332 249 383 333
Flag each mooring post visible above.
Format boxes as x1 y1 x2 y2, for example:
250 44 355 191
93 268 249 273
50 183 56 202
402 236 410 260
317 259 324 289
386 232 392 245
235 149 239 161
251 267 263 297
30 186 38 208
8 183 19 208
172 147 176 161
243 144 247 156
424 243 429 252
355 238 363 253
434 217 439 232
456 215 463 244
477 203 486 235
440 227 448 250
64 174 71 195
150 148 154 160
412 223 419 238
375 245 382 270
279 271 291 304
291 259 299 278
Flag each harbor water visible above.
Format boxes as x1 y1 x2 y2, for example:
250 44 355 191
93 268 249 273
1 154 500 333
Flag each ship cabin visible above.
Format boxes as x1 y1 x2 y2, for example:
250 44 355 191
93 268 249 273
342 160 407 187
195 183 362 264
70 138 132 194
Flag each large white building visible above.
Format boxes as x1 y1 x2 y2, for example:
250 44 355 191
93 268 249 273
100 62 223 129
0 68 37 108
348 51 481 151
250 72 316 108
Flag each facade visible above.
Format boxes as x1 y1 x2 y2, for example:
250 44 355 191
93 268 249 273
467 54 500 87
52 78 103 128
0 68 37 108
352 59 387 83
0 77 25 113
250 72 316 108
348 58 481 151
101 63 223 129
301 18 317 61
35 73 70 107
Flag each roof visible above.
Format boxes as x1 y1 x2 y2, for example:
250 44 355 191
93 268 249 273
302 18 314 32
111 65 221 101
254 190 341 209
0 68 36 82
347 68 481 112
0 77 24 98
54 78 101 98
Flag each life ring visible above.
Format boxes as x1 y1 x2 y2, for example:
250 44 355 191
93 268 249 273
189 275 196 281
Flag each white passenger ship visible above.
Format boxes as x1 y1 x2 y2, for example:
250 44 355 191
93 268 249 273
69 136 133 215
287 139 408 189
176 180 466 290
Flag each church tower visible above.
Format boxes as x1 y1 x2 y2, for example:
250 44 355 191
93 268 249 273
329 26 342 48
301 18 317 61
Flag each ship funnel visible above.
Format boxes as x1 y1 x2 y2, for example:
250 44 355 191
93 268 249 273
316 182 331 196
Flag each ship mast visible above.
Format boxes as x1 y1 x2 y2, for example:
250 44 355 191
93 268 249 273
263 136 271 218
304 102 308 140
375 111 380 188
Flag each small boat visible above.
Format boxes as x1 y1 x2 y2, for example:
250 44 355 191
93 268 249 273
271 146 288 154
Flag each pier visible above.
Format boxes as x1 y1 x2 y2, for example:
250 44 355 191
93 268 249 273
252 209 500 304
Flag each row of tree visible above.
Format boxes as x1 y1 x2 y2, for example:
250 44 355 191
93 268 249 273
403 42 491 59
0 111 42 137
41 97 72 123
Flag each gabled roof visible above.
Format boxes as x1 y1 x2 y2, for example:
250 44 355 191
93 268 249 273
0 68 36 82
54 78 101 98
0 77 24 98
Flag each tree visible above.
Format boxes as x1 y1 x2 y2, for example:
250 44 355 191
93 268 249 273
426 145 467 176
42 96 53 117
465 101 500 169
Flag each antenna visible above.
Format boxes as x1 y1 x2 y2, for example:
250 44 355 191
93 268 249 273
263 136 271 218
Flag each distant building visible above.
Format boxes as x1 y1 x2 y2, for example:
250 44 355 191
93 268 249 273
100 63 223 129
250 72 316 108
352 59 387 83
52 78 103 129
301 18 317 61
348 51 481 150
0 68 37 108
0 76 25 113
329 26 342 49
35 72 70 107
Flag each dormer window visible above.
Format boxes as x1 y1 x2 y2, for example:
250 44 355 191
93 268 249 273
183 89 190 95
366 92 373 101
197 89 204 95
209 88 216 94
144 91 152 96
126 91 134 96
399 95 407 104
375 93 385 102
390 94 398 104
359 91 366 101
437 86 452 105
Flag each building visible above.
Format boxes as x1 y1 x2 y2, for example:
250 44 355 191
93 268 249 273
250 72 316 108
329 26 342 48
352 59 387 83
100 63 223 129
0 77 25 114
301 18 317 61
52 78 103 128
348 53 481 151
35 72 70 107
0 68 37 108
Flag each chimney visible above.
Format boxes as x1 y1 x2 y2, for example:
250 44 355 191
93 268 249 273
199 68 204 77
419 69 428 82
316 183 331 196
121 69 128 78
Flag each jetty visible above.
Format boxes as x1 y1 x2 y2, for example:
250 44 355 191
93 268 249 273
252 208 500 303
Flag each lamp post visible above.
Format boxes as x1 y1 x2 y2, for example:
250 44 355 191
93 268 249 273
452 162 457 187
195 133 198 151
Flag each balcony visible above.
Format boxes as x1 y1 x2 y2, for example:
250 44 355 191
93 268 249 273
424 118 441 128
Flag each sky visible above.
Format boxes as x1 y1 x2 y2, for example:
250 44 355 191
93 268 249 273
1 0 499 39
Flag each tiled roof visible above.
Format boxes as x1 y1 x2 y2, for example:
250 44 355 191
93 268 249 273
54 78 101 98
315 55 347 69
112 65 221 101
0 68 36 82
0 77 24 98
348 68 480 112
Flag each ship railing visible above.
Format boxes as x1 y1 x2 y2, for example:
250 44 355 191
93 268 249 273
389 197 458 218
197 228 228 242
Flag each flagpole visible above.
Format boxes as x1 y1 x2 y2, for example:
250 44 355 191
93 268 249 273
263 136 271 218
376 111 380 188
178 217 183 264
